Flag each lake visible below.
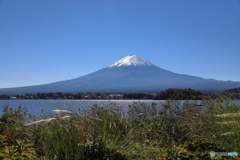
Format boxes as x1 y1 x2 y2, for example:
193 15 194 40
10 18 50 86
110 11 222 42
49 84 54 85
0 99 239 117
0 99 166 116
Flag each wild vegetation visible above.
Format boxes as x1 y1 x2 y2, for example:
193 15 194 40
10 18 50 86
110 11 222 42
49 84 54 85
0 97 240 159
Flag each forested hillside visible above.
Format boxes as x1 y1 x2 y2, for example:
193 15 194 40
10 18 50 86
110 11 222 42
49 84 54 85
153 88 203 100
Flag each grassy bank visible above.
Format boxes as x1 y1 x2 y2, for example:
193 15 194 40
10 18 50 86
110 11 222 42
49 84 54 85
0 98 240 159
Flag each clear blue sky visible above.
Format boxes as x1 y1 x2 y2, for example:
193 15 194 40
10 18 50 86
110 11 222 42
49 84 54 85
1 0 240 88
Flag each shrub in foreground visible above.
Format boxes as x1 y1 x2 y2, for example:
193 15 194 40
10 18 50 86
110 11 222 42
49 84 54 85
32 105 130 159
1 98 240 159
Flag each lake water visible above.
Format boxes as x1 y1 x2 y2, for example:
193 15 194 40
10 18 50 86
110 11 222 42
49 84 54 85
0 99 239 117
0 100 165 116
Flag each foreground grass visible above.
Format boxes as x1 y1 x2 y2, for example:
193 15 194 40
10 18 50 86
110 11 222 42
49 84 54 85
0 98 240 159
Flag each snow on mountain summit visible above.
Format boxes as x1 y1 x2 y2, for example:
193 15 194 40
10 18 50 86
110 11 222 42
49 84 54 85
107 55 154 68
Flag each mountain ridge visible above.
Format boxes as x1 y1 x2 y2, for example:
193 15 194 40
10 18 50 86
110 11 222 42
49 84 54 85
0 55 240 94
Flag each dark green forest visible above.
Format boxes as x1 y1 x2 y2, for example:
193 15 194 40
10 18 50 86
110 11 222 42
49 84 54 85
222 87 240 99
153 88 203 100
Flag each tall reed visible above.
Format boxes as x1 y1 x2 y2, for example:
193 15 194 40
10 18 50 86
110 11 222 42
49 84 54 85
32 105 131 159
201 96 240 152
1 98 240 159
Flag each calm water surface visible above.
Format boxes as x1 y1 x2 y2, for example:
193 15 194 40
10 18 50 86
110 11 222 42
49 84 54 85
0 100 165 116
0 99 239 117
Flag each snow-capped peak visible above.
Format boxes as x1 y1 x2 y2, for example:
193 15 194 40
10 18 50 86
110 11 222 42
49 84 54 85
107 55 154 68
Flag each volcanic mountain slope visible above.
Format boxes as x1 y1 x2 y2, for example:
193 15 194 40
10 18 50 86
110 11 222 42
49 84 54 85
0 55 240 94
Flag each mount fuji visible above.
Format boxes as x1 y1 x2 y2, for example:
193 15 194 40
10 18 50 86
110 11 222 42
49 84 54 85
0 55 240 94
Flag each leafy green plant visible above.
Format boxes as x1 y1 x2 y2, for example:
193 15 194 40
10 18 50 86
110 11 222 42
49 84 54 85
0 105 29 145
0 134 36 160
165 139 233 160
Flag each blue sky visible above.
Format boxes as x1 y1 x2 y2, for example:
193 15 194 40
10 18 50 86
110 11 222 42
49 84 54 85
1 0 240 88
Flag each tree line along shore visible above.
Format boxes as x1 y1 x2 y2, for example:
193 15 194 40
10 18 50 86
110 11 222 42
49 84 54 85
0 87 239 100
